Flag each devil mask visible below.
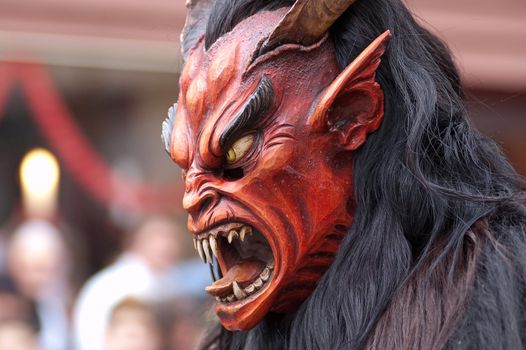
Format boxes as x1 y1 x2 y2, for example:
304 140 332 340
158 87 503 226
162 0 391 331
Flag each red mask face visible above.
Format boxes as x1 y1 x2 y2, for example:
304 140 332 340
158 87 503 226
165 8 390 331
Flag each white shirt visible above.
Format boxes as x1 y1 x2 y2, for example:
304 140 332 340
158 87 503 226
72 253 168 350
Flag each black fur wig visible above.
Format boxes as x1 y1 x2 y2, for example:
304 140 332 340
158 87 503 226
200 0 526 349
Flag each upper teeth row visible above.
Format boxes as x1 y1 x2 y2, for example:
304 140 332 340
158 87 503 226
193 225 253 264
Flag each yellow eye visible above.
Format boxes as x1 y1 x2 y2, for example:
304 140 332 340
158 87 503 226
226 134 255 164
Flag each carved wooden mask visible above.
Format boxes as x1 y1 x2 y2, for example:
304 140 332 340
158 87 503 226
163 1 391 331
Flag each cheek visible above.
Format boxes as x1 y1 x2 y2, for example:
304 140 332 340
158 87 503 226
247 140 352 238
296 155 352 226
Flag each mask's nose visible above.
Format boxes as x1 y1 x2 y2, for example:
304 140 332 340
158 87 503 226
182 168 218 223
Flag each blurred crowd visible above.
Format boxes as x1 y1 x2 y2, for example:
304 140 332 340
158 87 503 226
0 216 212 350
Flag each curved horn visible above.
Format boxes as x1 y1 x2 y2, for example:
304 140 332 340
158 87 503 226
181 0 215 60
261 0 357 54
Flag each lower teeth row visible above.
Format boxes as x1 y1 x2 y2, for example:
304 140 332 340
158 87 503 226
217 262 274 303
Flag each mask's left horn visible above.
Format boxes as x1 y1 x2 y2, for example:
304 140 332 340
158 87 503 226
181 0 215 61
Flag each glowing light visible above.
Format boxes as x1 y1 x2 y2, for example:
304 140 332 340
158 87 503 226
19 148 60 218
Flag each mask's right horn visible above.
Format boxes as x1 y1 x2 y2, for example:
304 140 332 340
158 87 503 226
259 0 358 54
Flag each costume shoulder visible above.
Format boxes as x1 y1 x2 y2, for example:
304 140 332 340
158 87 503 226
447 200 526 349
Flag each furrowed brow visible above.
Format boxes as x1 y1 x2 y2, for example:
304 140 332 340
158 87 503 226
219 75 274 149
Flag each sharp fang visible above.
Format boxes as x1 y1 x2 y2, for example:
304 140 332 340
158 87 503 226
228 230 238 244
202 239 212 264
209 236 218 257
240 226 251 241
227 295 235 303
233 281 247 299
193 238 197 250
215 297 221 302
253 278 263 289
197 240 205 263
260 268 270 281
245 284 256 294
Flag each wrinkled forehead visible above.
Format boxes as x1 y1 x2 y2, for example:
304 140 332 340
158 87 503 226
178 9 287 133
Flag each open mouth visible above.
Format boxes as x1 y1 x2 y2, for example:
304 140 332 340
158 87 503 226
193 222 274 303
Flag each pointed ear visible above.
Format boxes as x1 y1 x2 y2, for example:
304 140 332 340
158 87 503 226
307 30 391 151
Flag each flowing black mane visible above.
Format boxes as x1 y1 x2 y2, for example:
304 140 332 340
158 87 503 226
201 1 526 349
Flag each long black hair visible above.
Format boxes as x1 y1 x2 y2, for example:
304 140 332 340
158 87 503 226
202 0 526 349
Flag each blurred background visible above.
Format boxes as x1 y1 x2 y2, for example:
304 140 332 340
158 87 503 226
0 0 525 349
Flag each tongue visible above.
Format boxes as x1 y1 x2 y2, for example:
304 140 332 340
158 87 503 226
205 259 266 297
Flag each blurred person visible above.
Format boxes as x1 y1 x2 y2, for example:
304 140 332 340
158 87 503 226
73 215 182 350
0 322 40 350
104 298 163 350
7 220 71 350
0 315 40 350
165 259 212 299
0 231 7 275
0 275 41 350
166 298 209 350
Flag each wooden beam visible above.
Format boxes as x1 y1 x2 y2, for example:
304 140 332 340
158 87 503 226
0 0 525 90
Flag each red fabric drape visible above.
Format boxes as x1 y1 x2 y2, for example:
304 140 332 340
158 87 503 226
0 63 14 119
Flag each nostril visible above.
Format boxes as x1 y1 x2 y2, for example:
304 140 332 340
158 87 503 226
199 196 214 215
